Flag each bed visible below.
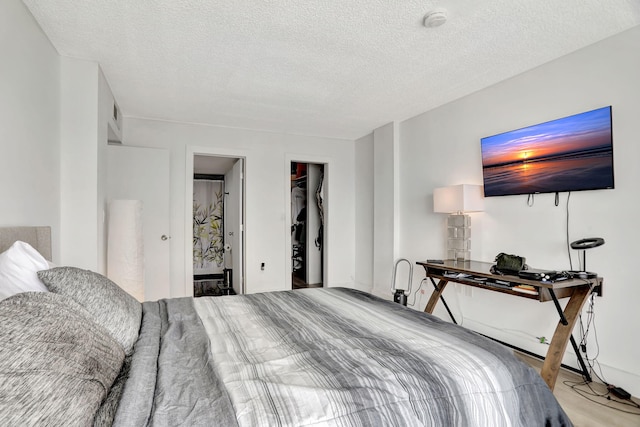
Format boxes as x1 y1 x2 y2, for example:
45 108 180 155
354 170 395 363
0 227 572 426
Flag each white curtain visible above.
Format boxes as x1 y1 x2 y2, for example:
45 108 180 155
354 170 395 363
193 180 224 275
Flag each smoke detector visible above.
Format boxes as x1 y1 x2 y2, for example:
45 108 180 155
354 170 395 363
423 9 447 28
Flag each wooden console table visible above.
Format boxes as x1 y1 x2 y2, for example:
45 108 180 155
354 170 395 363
417 260 602 391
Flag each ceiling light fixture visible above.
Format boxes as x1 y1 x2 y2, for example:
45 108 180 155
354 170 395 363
423 9 447 28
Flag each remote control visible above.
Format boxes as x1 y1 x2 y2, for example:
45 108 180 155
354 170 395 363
427 259 444 264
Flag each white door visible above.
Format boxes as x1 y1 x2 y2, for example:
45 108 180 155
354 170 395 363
107 145 171 301
224 159 244 294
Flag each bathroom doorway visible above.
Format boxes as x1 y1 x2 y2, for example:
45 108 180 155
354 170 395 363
192 155 244 296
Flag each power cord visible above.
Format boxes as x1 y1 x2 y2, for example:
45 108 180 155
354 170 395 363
563 197 636 412
562 379 640 415
525 191 635 413
407 278 426 307
570 292 639 414
578 294 595 361
565 192 573 270
407 278 465 325
470 318 539 343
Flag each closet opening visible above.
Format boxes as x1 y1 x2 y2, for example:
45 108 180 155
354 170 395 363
290 162 325 289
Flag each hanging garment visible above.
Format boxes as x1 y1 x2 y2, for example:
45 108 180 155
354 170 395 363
291 185 306 245
315 172 324 249
291 186 306 225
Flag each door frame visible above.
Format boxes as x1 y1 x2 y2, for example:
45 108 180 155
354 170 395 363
186 146 247 297
284 154 330 290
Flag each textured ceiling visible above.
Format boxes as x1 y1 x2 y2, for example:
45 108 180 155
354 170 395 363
22 0 640 140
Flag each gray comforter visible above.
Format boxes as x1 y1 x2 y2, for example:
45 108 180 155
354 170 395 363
113 288 572 426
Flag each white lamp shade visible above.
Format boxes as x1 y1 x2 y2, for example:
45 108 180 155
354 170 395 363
107 200 144 301
434 184 484 213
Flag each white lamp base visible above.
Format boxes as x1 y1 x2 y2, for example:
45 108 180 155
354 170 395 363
447 214 471 262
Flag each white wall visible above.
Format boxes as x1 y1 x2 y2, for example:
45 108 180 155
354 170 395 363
354 133 374 293
397 26 640 395
59 58 118 272
1 1 121 270
59 58 99 269
372 122 401 298
0 0 60 258
122 118 356 297
97 69 119 273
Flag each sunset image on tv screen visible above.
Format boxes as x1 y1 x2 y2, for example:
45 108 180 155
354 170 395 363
481 106 614 197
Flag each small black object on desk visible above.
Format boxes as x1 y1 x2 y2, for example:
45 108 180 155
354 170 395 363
570 237 604 281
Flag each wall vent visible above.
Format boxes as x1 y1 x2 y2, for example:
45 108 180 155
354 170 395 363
108 100 123 144
112 101 122 131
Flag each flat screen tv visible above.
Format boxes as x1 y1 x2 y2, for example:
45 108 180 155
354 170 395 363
481 106 614 197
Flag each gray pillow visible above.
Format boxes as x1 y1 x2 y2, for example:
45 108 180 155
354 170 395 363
0 292 125 426
38 267 142 355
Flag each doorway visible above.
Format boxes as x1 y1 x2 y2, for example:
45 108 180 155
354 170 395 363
192 155 244 296
290 162 324 289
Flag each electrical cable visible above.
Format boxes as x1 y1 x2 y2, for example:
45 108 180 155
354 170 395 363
579 294 595 349
571 290 640 415
562 193 635 411
407 278 426 307
469 319 538 342
562 379 640 415
565 295 640 415
578 294 597 383
566 192 573 270
555 192 560 206
408 278 465 325
527 193 534 207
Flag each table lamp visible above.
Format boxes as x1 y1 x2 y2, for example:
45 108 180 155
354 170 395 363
433 184 484 262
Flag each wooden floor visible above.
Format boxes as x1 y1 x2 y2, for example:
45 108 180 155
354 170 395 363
516 353 640 426
292 274 322 289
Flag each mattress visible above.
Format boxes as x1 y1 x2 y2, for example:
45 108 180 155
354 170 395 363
0 231 571 425
112 288 572 426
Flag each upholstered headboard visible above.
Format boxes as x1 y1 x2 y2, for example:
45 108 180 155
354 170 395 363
0 227 52 261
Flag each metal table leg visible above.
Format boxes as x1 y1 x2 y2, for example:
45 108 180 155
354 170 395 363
429 277 457 325
549 288 592 383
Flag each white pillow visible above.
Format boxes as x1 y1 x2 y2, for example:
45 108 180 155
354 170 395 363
0 241 50 300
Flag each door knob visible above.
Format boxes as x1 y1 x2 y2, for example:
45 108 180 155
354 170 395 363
161 235 170 241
